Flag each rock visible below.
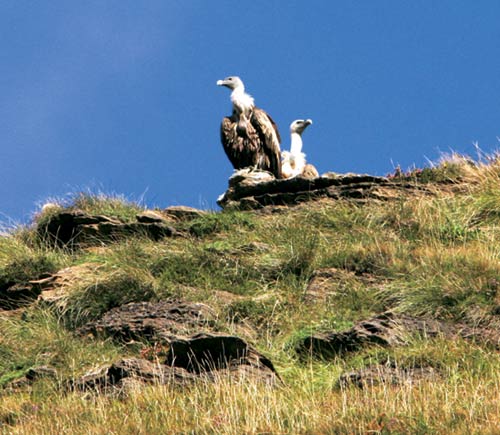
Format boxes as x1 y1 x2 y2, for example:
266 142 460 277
25 366 58 381
296 311 500 358
0 283 41 310
34 263 102 307
79 300 217 342
165 333 279 384
163 206 207 221
228 169 275 187
71 334 280 392
136 210 174 224
237 241 270 253
70 358 197 392
38 210 179 246
296 312 407 358
339 364 441 388
218 172 433 210
4 366 58 390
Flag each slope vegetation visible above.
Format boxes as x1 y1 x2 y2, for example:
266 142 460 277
1 155 500 434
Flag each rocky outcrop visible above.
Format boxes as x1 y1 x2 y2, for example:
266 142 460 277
4 366 58 391
218 171 432 210
79 300 217 342
0 282 43 310
163 206 207 221
0 263 103 310
165 333 277 377
70 358 197 392
296 311 500 358
73 300 280 390
71 333 279 393
38 210 179 247
296 312 408 357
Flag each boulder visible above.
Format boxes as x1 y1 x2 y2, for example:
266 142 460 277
79 300 217 342
163 206 207 221
296 312 407 358
70 358 197 392
165 333 279 384
25 366 58 382
136 210 175 224
34 263 102 307
4 366 58 390
296 311 500 358
38 210 178 247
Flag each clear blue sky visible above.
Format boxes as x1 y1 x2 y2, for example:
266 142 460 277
2 1 500 223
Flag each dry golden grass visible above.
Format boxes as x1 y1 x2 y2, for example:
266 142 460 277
2 353 500 435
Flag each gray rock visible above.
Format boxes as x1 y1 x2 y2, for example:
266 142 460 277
296 311 500 358
297 312 407 358
37 210 178 247
136 210 173 224
79 300 217 342
163 206 207 221
70 358 197 392
165 333 279 384
71 333 280 392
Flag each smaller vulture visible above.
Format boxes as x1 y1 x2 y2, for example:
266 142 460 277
281 119 313 179
216 76 282 179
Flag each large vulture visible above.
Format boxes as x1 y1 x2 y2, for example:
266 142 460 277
216 76 282 179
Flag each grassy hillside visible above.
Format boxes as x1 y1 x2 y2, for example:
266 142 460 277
2 155 500 434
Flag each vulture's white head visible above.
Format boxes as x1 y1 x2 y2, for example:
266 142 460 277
216 76 245 91
290 119 313 135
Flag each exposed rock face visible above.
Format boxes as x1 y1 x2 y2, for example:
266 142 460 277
339 364 441 388
163 206 207 221
165 333 277 376
136 210 175 224
74 300 280 390
79 300 217 342
296 311 500 358
38 210 178 247
0 263 102 310
218 171 432 210
72 333 279 392
34 263 102 307
297 313 407 357
70 358 197 392
0 282 42 310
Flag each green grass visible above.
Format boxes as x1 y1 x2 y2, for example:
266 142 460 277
3 157 500 433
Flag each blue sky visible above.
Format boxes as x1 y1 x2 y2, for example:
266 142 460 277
2 1 500 223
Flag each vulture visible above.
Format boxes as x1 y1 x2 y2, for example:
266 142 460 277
216 76 282 179
281 119 313 179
